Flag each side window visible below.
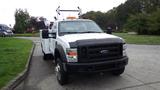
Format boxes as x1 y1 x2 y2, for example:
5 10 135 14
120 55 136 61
1 26 4 30
52 22 57 32
53 23 57 29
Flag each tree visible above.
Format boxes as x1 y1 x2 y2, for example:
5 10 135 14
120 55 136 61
148 9 160 35
124 14 149 34
14 9 30 33
124 9 160 35
81 0 160 34
81 11 106 29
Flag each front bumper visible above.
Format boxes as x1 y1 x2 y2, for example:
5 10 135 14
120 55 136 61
63 56 128 73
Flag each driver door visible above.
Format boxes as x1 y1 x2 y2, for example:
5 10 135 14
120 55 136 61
49 23 57 56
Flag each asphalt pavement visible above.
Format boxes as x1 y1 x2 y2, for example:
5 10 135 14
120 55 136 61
15 37 160 90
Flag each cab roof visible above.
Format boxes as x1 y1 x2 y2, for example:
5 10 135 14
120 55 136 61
55 19 93 23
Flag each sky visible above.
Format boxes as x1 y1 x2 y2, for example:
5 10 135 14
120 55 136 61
0 0 127 27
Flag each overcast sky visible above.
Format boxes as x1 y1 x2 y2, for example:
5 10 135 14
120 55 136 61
0 0 126 26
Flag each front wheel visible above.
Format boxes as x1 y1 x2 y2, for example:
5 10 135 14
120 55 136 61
55 58 68 85
111 67 125 76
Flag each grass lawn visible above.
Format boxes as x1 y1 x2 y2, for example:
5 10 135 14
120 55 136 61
0 37 32 89
113 33 160 45
14 33 39 37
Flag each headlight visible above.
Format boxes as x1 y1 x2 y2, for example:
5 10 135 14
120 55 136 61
123 44 127 56
66 48 78 62
123 43 127 50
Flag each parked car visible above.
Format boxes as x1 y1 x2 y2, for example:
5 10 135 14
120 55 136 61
0 24 14 37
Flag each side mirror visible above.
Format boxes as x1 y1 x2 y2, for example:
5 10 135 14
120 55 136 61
42 29 49 38
42 29 56 39
49 32 56 39
106 27 112 34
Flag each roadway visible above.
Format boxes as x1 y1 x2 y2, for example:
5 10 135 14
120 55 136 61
15 37 160 90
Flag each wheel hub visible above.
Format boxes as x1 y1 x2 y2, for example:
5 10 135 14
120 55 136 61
55 64 61 80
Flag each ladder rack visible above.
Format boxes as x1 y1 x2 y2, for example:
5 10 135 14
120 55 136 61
55 6 82 20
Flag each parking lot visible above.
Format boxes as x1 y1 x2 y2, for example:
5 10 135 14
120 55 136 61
16 37 160 90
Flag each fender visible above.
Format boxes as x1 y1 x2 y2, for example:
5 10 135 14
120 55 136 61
55 44 67 62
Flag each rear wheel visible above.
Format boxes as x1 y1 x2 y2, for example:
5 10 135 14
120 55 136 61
55 58 68 85
111 67 125 76
43 53 49 60
43 53 54 60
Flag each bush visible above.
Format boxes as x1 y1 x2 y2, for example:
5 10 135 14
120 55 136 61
124 14 149 35
148 9 160 35
124 9 160 35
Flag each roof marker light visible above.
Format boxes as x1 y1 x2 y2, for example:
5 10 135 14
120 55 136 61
67 16 77 19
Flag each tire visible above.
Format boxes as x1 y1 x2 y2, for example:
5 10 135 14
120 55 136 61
41 43 50 60
43 53 49 60
55 58 68 85
111 67 125 76
41 43 53 60
43 53 54 60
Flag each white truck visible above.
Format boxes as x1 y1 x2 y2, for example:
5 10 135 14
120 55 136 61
40 8 128 85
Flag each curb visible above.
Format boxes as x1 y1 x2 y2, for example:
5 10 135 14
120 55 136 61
1 42 36 90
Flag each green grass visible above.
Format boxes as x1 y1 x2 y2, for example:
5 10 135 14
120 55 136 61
14 33 39 37
0 37 32 88
113 33 160 45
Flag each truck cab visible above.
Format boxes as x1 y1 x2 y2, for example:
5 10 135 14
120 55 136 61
40 8 128 85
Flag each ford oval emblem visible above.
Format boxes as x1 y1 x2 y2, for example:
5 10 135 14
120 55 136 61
100 50 109 54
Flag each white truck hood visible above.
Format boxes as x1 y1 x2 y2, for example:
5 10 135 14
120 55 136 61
60 33 121 43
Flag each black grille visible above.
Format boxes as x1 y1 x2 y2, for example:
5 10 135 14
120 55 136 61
78 43 123 63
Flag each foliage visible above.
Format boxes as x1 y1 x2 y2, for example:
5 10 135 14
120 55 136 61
124 14 149 34
82 0 160 35
148 9 160 35
81 11 106 29
14 9 48 33
125 9 160 35
27 16 48 33
0 38 32 88
14 9 30 33
27 17 37 29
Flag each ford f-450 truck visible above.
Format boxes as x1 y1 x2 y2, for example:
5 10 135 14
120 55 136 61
40 18 128 85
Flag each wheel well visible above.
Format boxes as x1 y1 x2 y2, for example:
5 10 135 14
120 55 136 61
55 47 67 64
55 49 61 63
41 43 44 54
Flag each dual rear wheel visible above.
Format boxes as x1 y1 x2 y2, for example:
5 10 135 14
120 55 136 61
43 53 53 60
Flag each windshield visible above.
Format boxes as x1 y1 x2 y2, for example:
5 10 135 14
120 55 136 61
58 21 103 35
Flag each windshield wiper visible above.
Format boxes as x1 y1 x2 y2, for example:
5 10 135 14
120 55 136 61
60 32 80 34
80 31 102 33
60 31 102 35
